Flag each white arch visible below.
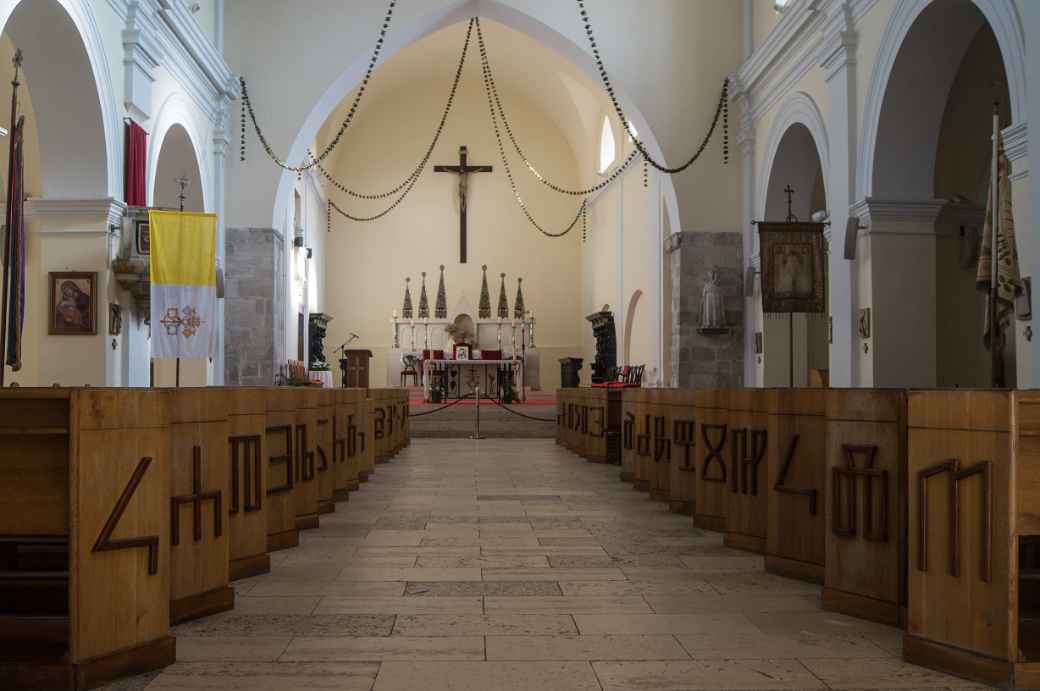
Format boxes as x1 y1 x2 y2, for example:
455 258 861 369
272 0 680 242
0 0 120 199
757 91 830 223
148 92 213 212
857 0 1026 200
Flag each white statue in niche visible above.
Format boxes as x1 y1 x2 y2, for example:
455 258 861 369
699 267 726 329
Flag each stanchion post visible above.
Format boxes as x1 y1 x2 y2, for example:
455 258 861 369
469 385 485 440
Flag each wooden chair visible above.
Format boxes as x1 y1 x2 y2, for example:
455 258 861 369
400 355 419 387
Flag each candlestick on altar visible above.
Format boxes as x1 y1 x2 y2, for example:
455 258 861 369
409 321 416 351
497 321 503 349
529 313 536 348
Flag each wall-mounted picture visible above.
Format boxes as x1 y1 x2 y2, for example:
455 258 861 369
135 220 150 255
456 345 470 361
109 303 122 336
49 272 97 335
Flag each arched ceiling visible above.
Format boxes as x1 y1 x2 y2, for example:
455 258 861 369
315 17 613 181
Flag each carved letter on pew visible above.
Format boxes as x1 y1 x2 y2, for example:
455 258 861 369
171 446 223 545
580 405 590 435
230 435 263 514
916 459 992 582
589 406 606 438
317 419 331 473
833 444 888 542
774 434 818 515
623 412 635 450
348 415 359 457
333 416 346 465
266 425 294 495
730 429 767 495
674 420 695 472
702 424 728 483
375 408 386 440
636 415 652 457
92 457 160 575
653 416 671 463
294 425 315 483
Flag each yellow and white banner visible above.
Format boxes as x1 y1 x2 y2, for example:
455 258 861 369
149 210 218 359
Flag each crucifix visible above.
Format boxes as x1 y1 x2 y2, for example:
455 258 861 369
434 145 492 264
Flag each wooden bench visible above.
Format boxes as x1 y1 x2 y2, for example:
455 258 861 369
264 390 301 551
314 389 336 515
647 390 672 503
694 389 729 532
0 388 175 689
227 388 271 581
904 390 1040 689
724 388 771 553
665 390 697 515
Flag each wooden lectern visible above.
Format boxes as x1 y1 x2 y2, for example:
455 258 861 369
340 349 373 388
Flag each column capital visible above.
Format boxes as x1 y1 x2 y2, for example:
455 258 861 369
27 197 127 234
850 197 948 234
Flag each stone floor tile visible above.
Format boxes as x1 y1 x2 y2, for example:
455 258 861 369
173 613 395 638
231 596 321 615
484 596 652 614
392 613 579 636
172 637 292 661
372 661 602 691
800 657 990 688
145 661 380 689
404 580 563 596
281 636 485 661
336 567 482 581
245 581 407 597
591 659 826 690
485 634 690 661
416 555 550 568
314 596 484 614
675 630 890 659
574 613 760 635
482 567 625 581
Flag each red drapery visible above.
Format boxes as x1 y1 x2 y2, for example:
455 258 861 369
124 120 147 206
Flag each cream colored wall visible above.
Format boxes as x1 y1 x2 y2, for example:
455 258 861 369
321 73 583 391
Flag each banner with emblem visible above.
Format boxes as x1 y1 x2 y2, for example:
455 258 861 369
149 210 217 359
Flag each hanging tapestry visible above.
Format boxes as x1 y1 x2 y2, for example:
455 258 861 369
758 222 827 314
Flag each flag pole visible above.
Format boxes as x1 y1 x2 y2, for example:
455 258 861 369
990 102 1000 388
0 50 22 389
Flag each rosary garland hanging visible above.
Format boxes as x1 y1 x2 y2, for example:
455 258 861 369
575 0 730 173
475 17 639 198
317 18 474 215
240 0 398 172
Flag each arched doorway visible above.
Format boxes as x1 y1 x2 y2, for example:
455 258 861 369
0 0 115 387
860 0 1020 387
151 123 209 387
757 94 830 388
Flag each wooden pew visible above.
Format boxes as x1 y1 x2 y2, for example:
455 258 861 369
359 395 376 481
765 389 827 583
648 390 671 503
314 390 336 515
227 388 271 581
723 388 770 552
903 390 1040 689
264 390 300 551
370 389 391 464
292 389 320 531
168 389 234 624
823 389 907 626
694 389 729 532
631 389 653 493
666 390 697 515
0 388 175 689
332 389 361 501
619 389 636 483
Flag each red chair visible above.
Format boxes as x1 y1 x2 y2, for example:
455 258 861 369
591 366 625 389
480 349 503 360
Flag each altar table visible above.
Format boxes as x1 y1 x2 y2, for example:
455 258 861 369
422 359 524 402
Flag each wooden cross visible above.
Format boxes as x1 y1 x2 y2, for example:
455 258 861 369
434 145 492 264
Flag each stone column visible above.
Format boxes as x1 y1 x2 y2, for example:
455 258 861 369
820 1 857 386
225 227 286 385
668 232 744 388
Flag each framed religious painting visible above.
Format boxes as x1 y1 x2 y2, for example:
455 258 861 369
49 272 97 335
757 222 827 314
456 345 471 361
135 219 150 255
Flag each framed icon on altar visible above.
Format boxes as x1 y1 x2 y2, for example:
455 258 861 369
456 345 471 360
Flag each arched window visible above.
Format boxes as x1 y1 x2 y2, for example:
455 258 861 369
598 115 616 174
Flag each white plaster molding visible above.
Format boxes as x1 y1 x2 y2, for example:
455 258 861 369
1003 121 1028 163
818 1 857 82
857 0 1028 201
756 91 831 221
27 197 127 229
122 0 164 122
850 197 947 230
157 0 234 99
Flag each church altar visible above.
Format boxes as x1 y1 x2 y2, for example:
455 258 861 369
421 357 524 402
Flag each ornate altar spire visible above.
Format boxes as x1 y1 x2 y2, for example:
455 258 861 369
418 271 430 319
402 277 413 319
435 264 448 319
478 265 491 319
514 277 526 320
497 273 509 319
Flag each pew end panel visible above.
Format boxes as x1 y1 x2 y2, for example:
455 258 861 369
824 388 907 627
648 389 672 503
0 389 176 689
227 388 271 581
332 389 359 500
168 389 234 624
315 390 336 516
766 389 828 583
292 389 321 531
904 390 1040 689
667 390 697 516
264 390 299 552
724 389 771 553
694 389 730 532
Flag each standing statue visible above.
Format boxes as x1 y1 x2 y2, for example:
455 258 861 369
699 268 725 329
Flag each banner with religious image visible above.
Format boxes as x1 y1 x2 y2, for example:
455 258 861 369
149 210 218 358
757 222 827 314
